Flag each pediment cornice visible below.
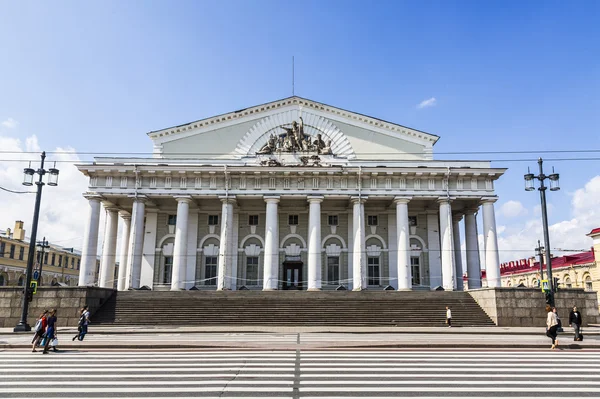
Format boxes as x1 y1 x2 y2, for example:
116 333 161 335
147 96 440 147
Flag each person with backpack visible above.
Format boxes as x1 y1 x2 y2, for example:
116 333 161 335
31 310 48 352
42 309 58 354
72 305 90 341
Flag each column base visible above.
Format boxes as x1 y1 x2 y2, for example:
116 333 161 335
307 288 321 292
262 288 278 291
352 287 366 291
397 288 413 291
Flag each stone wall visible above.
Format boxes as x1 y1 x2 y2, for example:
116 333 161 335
469 287 599 327
0 286 115 328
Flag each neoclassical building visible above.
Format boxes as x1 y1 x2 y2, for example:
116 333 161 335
76 97 506 292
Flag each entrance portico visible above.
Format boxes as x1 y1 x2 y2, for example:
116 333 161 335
76 96 505 293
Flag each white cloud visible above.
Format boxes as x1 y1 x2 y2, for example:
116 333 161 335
416 97 437 109
499 200 528 218
1 118 18 129
0 132 96 253
497 175 600 263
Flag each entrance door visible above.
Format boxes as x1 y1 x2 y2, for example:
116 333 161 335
283 262 303 290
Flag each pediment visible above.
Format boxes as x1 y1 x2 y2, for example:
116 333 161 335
149 97 439 162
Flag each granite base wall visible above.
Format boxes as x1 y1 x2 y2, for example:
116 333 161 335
469 287 599 327
0 287 115 328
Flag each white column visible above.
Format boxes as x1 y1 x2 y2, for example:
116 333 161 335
351 197 366 291
438 198 455 291
263 196 280 290
99 205 118 288
426 211 442 289
395 197 411 290
117 213 131 291
307 196 323 291
171 196 192 290
140 210 158 289
126 196 146 289
78 194 102 286
482 198 501 288
217 197 235 290
464 207 482 289
452 214 464 291
185 211 199 290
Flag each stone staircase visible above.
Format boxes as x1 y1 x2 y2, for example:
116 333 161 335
91 290 495 327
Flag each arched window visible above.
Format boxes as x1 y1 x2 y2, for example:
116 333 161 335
564 276 572 289
17 276 25 286
0 274 5 286
585 275 593 291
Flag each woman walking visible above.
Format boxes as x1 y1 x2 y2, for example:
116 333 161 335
72 306 90 341
42 309 58 354
546 305 559 349
31 310 48 352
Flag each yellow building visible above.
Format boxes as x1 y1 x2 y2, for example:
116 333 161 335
500 227 600 310
0 221 87 287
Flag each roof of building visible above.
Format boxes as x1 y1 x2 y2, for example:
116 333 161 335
499 249 595 276
588 227 600 236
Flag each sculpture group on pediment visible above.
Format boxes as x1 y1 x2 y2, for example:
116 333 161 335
256 117 332 155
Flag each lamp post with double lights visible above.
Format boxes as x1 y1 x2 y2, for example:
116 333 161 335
14 152 59 332
524 158 559 306
35 237 50 286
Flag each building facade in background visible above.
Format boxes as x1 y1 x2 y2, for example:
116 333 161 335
500 228 600 309
0 221 82 287
76 97 506 292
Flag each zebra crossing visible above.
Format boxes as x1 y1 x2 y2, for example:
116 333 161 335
1 349 599 397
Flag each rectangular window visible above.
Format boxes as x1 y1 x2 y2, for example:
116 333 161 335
77 259 81 270
327 256 340 285
167 215 177 226
248 215 259 226
367 256 380 285
51 254 56 266
71 258 75 269
367 215 378 226
36 251 41 263
328 215 338 226
163 256 173 284
288 215 298 226
44 252 48 264
0 242 5 257
64 256 69 267
9 244 15 259
205 256 218 286
58 255 63 267
19 246 24 260
208 215 219 225
411 256 421 286
246 256 259 285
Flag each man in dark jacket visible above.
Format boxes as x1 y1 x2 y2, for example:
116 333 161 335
569 306 583 341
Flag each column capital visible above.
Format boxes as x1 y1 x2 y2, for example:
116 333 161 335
394 196 411 205
119 211 132 221
263 196 280 204
174 195 193 204
350 196 368 204
307 195 324 204
481 196 498 204
463 207 479 215
83 193 104 202
218 195 237 204
127 194 149 203
452 213 464 222
437 197 455 204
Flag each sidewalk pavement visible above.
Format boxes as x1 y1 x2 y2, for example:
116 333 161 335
1 325 598 350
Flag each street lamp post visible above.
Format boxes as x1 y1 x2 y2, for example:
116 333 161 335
35 237 50 286
535 240 544 286
524 158 559 306
13 151 59 332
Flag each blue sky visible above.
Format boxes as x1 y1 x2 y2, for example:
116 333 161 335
0 0 599 258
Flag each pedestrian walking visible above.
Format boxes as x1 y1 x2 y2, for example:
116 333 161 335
31 310 48 352
546 304 559 349
569 306 583 341
42 309 58 354
72 305 90 341
446 306 452 327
